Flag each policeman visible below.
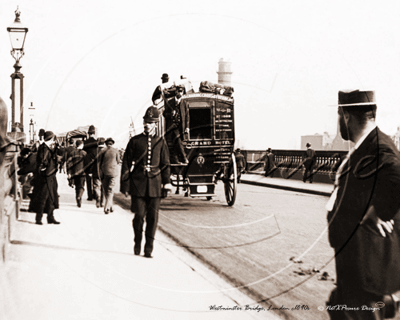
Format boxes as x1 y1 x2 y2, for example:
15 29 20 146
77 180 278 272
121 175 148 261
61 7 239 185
120 106 172 258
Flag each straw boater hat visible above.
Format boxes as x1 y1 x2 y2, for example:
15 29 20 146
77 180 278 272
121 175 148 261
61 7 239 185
338 90 376 107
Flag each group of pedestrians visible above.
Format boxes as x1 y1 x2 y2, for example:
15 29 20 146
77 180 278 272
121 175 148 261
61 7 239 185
18 125 121 223
65 126 120 214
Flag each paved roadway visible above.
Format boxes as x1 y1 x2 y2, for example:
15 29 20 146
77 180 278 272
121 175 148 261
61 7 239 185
115 175 337 320
1 173 279 320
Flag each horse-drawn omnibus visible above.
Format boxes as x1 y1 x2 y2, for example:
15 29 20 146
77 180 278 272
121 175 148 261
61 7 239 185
157 86 238 206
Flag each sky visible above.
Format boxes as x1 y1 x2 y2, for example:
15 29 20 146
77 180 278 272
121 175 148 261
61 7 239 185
1 0 400 149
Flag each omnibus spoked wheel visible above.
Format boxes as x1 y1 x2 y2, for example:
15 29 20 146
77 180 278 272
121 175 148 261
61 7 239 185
224 153 237 206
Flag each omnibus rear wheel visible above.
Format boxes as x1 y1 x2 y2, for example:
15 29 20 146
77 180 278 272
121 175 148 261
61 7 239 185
224 153 237 206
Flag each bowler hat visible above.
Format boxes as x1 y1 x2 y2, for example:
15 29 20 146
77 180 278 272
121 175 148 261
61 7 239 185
267 148 272 152
38 128 45 137
143 106 160 123
306 143 311 148
338 90 376 107
88 125 96 134
44 131 55 141
161 73 169 80
98 137 106 145
105 137 115 145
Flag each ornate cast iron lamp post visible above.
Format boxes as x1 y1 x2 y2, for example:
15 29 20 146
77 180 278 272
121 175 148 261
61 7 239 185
7 7 28 133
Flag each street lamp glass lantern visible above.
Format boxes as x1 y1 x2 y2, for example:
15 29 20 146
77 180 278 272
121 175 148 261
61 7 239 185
7 7 28 60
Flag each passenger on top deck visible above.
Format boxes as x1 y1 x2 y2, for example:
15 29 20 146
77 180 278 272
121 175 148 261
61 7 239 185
152 73 175 105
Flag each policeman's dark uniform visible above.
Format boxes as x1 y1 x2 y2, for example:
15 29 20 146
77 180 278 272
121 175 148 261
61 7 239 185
120 106 171 257
32 131 60 225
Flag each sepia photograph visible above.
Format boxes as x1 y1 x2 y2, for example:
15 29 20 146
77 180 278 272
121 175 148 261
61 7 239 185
1 0 400 319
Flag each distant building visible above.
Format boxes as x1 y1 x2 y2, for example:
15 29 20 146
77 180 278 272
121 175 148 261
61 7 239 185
301 132 334 150
391 127 400 150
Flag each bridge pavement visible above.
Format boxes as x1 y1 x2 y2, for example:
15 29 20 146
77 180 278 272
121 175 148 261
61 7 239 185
1 173 280 320
240 173 333 197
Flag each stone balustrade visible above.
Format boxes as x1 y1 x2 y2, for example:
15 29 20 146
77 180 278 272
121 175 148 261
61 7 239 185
243 149 348 184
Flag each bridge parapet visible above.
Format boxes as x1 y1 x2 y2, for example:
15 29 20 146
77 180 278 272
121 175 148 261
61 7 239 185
243 149 348 184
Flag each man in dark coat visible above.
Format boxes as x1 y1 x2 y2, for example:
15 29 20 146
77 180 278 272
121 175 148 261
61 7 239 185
302 142 316 183
326 90 400 319
83 125 97 201
234 149 246 183
164 85 190 164
121 106 171 258
264 148 276 178
64 138 76 187
32 131 60 225
92 137 106 208
67 140 86 207
99 137 120 214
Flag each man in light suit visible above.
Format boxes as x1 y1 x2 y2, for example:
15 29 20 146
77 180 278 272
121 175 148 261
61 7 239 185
120 106 172 258
100 137 120 214
326 90 400 319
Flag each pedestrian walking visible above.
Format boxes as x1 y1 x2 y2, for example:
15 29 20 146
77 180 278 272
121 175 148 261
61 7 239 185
83 125 97 201
302 142 316 183
234 148 246 183
326 90 400 319
120 106 172 258
99 137 120 214
93 137 106 208
67 140 87 208
31 131 61 225
64 138 76 187
264 148 276 177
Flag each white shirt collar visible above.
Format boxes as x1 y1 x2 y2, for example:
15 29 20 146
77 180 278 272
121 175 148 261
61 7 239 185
354 125 376 151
